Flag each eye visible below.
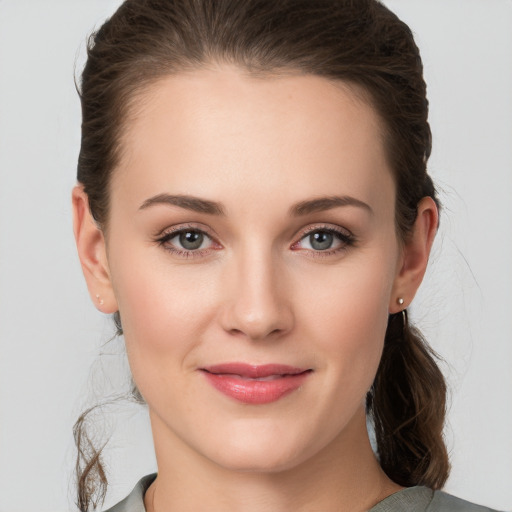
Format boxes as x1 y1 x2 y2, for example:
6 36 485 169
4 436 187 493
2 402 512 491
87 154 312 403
176 230 207 250
291 226 355 255
156 226 218 256
305 231 336 251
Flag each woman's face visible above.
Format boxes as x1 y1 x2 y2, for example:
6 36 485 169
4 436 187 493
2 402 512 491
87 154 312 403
98 67 408 471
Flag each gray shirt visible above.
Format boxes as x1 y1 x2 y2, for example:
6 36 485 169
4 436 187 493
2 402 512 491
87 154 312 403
104 474 502 512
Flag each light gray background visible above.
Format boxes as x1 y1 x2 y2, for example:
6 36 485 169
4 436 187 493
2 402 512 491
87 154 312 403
0 1 511 510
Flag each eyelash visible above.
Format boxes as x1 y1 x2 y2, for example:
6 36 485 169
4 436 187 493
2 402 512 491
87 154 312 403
155 224 220 259
155 224 356 259
290 225 356 258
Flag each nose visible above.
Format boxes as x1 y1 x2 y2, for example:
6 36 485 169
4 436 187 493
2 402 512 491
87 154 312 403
219 249 294 341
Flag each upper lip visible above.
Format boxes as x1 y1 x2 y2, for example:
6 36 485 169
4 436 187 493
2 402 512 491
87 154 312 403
201 363 310 378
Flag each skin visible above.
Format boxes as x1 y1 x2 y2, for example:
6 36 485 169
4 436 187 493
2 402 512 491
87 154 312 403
73 65 438 512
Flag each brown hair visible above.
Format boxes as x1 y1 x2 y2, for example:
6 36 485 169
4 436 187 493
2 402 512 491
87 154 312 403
75 0 448 509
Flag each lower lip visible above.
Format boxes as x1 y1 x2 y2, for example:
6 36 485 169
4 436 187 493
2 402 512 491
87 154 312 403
202 371 310 404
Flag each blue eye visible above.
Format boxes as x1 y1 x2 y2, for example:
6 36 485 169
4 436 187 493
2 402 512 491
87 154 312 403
294 227 355 254
308 231 335 251
157 228 214 254
178 231 206 250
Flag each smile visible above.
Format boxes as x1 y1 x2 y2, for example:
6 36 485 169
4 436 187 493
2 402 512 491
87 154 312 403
200 363 312 404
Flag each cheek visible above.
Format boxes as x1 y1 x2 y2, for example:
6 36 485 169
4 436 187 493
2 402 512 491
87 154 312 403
303 250 395 328
107 244 220 375
296 251 397 390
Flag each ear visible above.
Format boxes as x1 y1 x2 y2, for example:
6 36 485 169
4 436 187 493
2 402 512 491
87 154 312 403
72 185 118 313
389 196 438 313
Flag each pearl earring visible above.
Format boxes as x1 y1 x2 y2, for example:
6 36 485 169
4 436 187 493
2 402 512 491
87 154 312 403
95 294 104 306
396 297 407 329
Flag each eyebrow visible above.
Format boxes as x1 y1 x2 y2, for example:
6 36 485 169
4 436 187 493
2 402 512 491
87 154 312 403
139 193 372 217
290 196 373 216
139 194 225 215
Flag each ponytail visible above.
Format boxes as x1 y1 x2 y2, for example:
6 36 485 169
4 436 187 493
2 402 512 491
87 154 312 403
74 407 108 512
367 311 450 489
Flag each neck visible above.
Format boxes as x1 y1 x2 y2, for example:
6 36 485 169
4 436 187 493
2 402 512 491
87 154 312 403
145 407 401 512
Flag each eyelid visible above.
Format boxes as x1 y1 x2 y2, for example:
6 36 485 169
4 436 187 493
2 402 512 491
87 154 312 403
298 223 353 238
153 222 215 239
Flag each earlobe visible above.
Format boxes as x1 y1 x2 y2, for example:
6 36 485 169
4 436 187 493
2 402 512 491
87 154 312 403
72 185 118 313
389 196 438 314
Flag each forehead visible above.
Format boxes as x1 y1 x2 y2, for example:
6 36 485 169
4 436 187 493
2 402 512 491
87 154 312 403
113 66 395 216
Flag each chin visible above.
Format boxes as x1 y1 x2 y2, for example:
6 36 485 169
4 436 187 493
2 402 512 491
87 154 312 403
203 427 313 474
211 449 303 474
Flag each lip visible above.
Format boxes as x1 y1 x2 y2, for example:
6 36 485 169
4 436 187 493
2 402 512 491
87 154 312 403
200 363 312 404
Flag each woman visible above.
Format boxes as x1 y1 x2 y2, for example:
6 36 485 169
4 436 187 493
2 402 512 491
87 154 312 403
72 1 501 511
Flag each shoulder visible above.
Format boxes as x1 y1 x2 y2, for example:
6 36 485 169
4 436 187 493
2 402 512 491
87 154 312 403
370 486 503 512
103 474 156 512
103 479 504 512
429 490 503 512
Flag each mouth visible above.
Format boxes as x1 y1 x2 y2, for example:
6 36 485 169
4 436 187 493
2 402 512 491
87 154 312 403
200 363 313 404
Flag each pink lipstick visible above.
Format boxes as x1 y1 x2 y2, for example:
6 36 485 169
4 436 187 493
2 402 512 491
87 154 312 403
201 363 311 404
